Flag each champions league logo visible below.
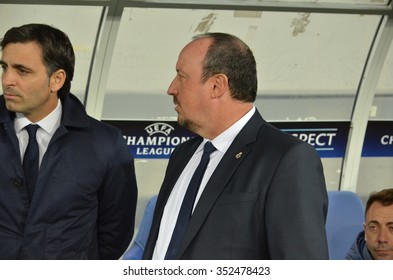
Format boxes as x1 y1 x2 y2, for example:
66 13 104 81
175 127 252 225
121 121 194 159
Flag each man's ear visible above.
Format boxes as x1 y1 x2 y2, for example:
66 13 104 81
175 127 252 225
211 74 229 98
49 69 66 92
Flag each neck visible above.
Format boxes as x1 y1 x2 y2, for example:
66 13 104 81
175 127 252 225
202 102 253 140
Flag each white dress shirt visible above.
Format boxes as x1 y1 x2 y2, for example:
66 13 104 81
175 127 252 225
153 106 255 259
14 99 62 167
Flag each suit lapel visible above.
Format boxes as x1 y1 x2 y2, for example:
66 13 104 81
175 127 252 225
178 110 265 258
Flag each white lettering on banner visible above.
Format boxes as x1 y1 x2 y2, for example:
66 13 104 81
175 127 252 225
290 133 336 146
120 122 195 158
381 135 393 145
124 136 191 146
136 147 176 155
145 122 175 136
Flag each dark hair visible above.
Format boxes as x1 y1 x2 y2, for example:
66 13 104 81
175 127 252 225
193 32 257 102
0 23 75 98
365 188 393 215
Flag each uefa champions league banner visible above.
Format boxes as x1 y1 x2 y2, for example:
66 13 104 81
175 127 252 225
362 121 393 157
104 120 350 159
104 120 196 159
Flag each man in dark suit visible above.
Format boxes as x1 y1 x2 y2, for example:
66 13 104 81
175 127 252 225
0 24 137 259
143 32 328 260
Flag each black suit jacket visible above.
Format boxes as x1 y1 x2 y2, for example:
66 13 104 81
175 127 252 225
143 110 329 259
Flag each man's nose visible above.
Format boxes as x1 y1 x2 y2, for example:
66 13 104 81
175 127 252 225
167 78 177 96
377 227 389 243
1 69 16 87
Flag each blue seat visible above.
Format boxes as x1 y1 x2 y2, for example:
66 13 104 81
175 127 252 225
326 191 365 260
123 195 157 260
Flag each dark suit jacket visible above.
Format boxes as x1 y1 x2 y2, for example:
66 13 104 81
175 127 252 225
0 94 137 259
143 110 329 259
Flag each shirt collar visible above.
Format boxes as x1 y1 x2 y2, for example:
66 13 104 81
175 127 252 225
14 99 62 136
200 106 255 154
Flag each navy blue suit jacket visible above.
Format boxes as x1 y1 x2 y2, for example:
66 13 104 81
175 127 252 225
0 94 137 259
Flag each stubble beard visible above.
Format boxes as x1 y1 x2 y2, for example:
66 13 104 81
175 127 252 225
178 116 199 134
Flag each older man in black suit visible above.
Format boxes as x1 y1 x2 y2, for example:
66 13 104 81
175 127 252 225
143 32 328 260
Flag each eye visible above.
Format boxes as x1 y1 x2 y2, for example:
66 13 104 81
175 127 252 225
367 224 378 232
176 70 187 80
18 68 29 74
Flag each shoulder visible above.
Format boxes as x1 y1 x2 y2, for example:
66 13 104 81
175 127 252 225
62 94 124 140
88 117 123 136
244 110 312 152
257 121 319 159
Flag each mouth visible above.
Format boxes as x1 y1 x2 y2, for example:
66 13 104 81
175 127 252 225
376 249 389 252
173 98 180 112
375 250 390 256
3 92 18 101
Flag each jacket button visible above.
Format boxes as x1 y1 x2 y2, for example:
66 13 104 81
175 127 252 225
14 178 24 187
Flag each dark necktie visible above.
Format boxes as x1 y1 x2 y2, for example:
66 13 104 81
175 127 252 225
23 124 39 200
165 141 216 260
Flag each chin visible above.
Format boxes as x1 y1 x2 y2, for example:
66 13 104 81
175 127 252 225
179 120 191 131
375 254 393 260
5 102 20 113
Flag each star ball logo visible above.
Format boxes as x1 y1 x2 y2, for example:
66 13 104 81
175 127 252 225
144 122 175 136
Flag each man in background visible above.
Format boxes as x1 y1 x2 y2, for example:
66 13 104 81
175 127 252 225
0 23 137 259
346 188 393 260
143 32 329 260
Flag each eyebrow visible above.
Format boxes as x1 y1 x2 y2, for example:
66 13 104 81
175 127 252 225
0 61 32 71
368 221 393 226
